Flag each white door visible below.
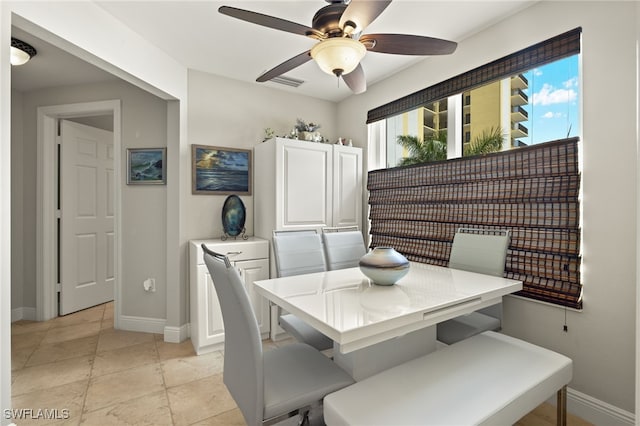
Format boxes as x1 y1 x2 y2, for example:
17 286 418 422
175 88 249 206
59 120 115 315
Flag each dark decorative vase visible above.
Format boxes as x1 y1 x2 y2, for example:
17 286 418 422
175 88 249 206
221 195 247 240
359 247 410 286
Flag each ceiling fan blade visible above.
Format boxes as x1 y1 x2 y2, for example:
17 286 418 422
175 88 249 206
360 33 457 55
339 0 392 34
342 64 366 94
219 6 322 39
257 50 312 83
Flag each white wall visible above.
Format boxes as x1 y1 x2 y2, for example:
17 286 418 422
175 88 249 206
10 90 23 314
337 1 637 414
186 70 339 241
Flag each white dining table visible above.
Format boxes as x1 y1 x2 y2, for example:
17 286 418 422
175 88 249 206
254 262 522 380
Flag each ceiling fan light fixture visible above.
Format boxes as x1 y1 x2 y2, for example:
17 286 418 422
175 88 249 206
310 37 365 77
10 38 37 66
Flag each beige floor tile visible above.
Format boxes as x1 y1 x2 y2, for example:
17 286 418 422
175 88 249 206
155 339 196 361
11 379 88 426
26 335 99 367
100 319 114 331
52 306 105 329
42 321 102 345
11 346 34 371
167 374 236 426
103 304 114 321
161 351 223 388
91 341 159 377
191 408 246 426
80 390 172 426
83 363 165 413
96 328 155 353
11 320 53 335
12 354 93 396
11 331 47 351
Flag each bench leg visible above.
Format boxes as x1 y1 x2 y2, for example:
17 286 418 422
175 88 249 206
556 386 567 426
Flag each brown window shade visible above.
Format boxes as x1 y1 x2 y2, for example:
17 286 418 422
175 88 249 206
367 27 582 124
367 138 582 309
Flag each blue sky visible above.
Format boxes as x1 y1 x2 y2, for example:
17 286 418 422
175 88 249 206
521 55 580 145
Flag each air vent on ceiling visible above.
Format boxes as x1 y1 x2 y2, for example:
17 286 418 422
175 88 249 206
270 75 304 88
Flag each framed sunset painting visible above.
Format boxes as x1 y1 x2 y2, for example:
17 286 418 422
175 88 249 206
191 145 252 195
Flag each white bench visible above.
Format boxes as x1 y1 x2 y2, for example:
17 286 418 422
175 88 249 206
324 331 572 426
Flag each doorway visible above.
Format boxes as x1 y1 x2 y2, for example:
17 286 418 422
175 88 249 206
36 101 122 326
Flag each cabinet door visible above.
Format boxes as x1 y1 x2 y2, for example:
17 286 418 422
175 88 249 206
235 258 270 335
277 141 333 230
332 145 363 229
196 264 225 349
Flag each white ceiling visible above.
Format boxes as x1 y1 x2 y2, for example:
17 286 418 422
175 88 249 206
11 1 536 102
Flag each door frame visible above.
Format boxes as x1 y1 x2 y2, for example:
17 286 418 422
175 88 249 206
36 100 121 325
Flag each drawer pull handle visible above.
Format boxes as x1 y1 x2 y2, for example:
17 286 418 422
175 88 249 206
226 251 243 256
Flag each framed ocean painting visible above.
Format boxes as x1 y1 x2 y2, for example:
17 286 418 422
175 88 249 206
127 148 166 185
192 145 252 195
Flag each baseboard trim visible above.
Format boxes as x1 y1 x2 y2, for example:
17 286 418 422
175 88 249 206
11 307 36 322
164 323 189 343
118 315 165 335
546 387 635 425
567 388 635 426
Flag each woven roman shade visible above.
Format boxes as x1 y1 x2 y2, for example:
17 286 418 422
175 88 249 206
368 137 582 309
367 27 582 124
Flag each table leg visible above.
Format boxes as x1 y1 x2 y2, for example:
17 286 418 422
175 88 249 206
556 385 567 426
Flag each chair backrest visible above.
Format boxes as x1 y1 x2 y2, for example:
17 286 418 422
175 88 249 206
272 230 327 277
322 227 367 270
448 228 510 277
202 245 263 426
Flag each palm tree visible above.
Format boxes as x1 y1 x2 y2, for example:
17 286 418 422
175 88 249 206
464 126 505 157
396 131 447 166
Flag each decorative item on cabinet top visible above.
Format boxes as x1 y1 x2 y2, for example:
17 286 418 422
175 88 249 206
192 144 252 195
221 194 248 241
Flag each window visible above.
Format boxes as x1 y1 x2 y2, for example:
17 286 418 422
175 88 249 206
382 55 579 167
366 29 582 309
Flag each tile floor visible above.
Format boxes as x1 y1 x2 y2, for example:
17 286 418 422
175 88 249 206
11 302 259 425
11 302 592 426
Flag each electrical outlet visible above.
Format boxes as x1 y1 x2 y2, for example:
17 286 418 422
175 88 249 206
143 278 156 292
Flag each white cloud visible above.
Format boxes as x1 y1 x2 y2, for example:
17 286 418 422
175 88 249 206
563 77 579 88
542 112 563 119
532 83 577 106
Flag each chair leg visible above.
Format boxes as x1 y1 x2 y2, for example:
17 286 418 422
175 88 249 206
556 385 567 426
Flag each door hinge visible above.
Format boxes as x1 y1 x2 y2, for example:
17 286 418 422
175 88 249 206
56 283 62 293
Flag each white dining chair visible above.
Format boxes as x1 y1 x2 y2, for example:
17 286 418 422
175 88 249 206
437 228 511 345
272 230 333 351
202 245 354 426
321 227 367 270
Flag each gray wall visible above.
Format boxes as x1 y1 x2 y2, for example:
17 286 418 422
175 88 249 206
337 1 637 414
11 80 168 319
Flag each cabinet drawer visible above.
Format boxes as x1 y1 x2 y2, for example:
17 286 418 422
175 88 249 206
193 238 269 265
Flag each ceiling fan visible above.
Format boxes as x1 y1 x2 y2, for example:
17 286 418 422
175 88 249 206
218 0 457 94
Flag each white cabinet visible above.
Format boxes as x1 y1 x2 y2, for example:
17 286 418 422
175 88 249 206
189 238 269 355
254 137 362 252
